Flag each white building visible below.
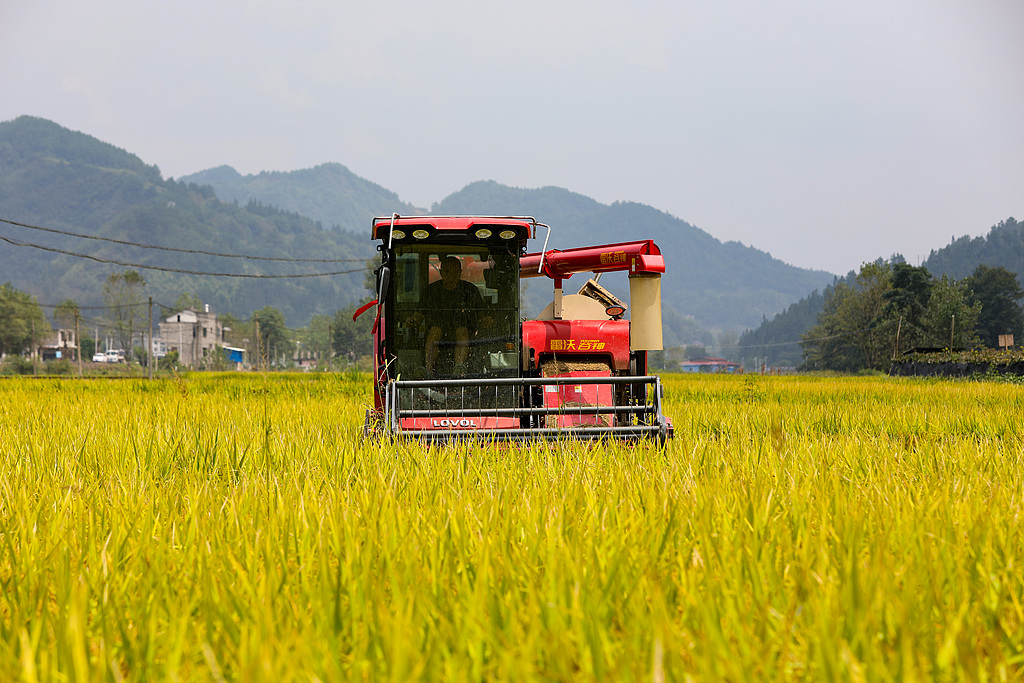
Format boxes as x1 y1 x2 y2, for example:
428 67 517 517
40 329 78 361
157 306 225 367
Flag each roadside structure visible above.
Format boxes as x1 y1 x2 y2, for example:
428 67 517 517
157 305 225 368
39 328 77 361
681 356 742 373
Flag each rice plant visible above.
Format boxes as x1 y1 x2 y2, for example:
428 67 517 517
0 373 1021 681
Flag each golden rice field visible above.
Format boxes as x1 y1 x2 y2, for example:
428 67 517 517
1 372 1022 682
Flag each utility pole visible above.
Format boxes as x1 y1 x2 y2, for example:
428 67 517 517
255 319 261 371
892 317 902 360
75 311 83 377
950 314 955 349
147 297 154 380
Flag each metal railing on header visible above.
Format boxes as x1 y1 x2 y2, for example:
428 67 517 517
383 374 669 444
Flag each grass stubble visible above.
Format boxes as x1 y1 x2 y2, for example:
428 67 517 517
0 373 1022 681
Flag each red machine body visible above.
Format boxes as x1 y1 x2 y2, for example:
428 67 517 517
521 319 631 372
520 240 666 281
364 215 672 442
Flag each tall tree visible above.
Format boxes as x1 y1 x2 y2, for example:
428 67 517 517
103 270 147 359
0 283 49 357
921 275 981 349
251 306 292 367
53 299 80 333
173 292 204 312
883 263 933 353
801 261 895 372
303 314 334 366
964 265 1024 347
332 303 373 364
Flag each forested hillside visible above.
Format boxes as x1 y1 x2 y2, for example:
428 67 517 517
433 181 834 333
0 117 373 325
179 164 422 233
738 217 1024 368
2 116 835 337
734 290 829 368
184 172 837 334
923 218 1024 278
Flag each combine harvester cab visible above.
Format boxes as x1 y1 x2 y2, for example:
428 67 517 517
361 215 673 444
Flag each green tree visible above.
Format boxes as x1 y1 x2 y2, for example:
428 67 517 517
302 314 334 368
218 312 247 346
364 258 379 298
0 283 49 356
80 335 96 359
684 345 706 360
884 263 933 353
203 345 230 371
251 306 292 368
332 303 374 365
160 349 180 371
173 292 204 312
964 265 1024 347
53 299 80 332
716 330 739 362
737 289 827 368
103 270 147 361
921 275 981 349
801 262 895 372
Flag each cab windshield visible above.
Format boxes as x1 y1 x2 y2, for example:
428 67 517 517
386 244 519 380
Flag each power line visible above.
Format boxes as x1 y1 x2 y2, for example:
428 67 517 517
738 318 899 349
0 234 368 279
36 300 150 311
0 215 367 263
739 316 962 352
899 318 962 349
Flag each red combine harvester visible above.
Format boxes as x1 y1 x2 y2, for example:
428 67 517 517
359 215 673 443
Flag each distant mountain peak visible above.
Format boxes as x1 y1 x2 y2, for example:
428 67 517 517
179 162 420 232
188 165 242 182
0 115 159 180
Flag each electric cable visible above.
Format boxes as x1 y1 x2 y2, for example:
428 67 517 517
737 318 899 349
36 300 150 311
0 234 368 278
0 216 367 263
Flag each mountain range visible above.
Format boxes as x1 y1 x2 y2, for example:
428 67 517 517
0 117 368 326
179 166 835 337
2 115 837 336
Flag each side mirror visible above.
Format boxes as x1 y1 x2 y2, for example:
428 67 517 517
376 265 391 302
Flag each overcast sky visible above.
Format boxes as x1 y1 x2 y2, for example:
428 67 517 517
2 0 1022 274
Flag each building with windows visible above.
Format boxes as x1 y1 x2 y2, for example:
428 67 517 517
157 305 225 367
39 329 78 361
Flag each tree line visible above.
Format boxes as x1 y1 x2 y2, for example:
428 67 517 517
0 269 375 374
800 262 1024 372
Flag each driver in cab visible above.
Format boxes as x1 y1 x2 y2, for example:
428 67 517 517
406 256 486 376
